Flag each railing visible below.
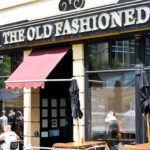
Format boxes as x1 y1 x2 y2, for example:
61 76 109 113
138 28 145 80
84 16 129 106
84 145 105 150
24 145 54 150
24 144 105 150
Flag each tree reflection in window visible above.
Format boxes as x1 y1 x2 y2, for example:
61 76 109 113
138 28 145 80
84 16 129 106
111 40 135 69
87 43 109 70
87 39 135 70
0 55 11 76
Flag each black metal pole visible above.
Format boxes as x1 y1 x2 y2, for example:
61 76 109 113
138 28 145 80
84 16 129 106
135 36 147 144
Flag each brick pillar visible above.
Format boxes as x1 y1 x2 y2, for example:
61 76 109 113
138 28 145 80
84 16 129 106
72 44 85 142
23 50 40 147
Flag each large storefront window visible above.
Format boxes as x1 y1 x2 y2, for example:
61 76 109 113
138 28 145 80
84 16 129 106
0 79 23 113
145 38 150 67
87 40 135 70
88 72 135 138
0 55 11 77
0 52 23 137
111 40 135 69
87 43 109 70
86 40 136 148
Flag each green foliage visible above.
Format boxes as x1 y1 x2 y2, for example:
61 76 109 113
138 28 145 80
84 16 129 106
88 49 108 70
0 55 11 89
0 55 11 76
112 59 122 69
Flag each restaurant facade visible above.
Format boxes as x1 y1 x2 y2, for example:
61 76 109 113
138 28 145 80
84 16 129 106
0 0 150 148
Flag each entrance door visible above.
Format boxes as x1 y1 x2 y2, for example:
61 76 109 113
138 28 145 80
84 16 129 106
40 82 73 147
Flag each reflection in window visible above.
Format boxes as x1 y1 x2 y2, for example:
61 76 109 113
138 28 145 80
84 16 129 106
145 38 150 67
0 55 11 76
111 40 135 69
87 43 109 70
87 40 135 71
0 51 23 135
11 52 23 72
0 53 23 77
0 85 23 112
87 72 135 142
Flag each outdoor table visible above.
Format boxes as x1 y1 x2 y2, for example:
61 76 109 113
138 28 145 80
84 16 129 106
98 138 135 150
119 143 150 150
53 141 106 149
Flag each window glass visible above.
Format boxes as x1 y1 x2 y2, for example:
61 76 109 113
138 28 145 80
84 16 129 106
87 72 135 143
0 79 23 135
111 40 135 69
87 40 135 70
87 42 109 70
0 55 11 76
0 52 23 137
145 38 150 67
11 53 23 72
2 88 23 112
0 53 23 76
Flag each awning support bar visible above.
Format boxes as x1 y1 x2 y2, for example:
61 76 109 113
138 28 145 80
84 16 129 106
5 79 73 83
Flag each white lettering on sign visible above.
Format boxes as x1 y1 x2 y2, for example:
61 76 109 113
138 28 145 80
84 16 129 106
43 24 53 38
71 18 79 34
2 5 150 45
27 27 35 41
2 24 52 44
110 11 122 28
55 22 63 36
136 6 150 24
54 6 150 36
3 29 25 44
98 13 110 30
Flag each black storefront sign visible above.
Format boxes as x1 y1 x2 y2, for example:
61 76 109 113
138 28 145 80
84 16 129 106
0 0 150 49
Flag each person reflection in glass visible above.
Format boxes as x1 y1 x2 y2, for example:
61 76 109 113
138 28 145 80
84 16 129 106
105 110 119 139
8 107 16 132
113 80 122 112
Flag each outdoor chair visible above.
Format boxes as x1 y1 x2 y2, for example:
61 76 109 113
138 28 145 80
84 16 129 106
10 141 19 150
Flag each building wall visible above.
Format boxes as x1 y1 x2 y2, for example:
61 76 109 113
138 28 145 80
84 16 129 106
24 88 40 147
23 50 40 147
23 45 85 147
0 0 119 25
72 44 85 142
1 0 146 146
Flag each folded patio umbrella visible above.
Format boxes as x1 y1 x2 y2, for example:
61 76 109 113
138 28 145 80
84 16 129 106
69 79 83 119
139 70 150 116
69 79 83 145
139 70 150 144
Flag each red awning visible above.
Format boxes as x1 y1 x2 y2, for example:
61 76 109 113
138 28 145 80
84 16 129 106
6 47 69 89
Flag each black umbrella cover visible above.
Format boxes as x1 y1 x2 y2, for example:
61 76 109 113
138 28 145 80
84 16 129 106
140 70 150 116
69 79 83 119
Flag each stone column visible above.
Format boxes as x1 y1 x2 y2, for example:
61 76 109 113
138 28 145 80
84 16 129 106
23 50 40 147
72 44 85 142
